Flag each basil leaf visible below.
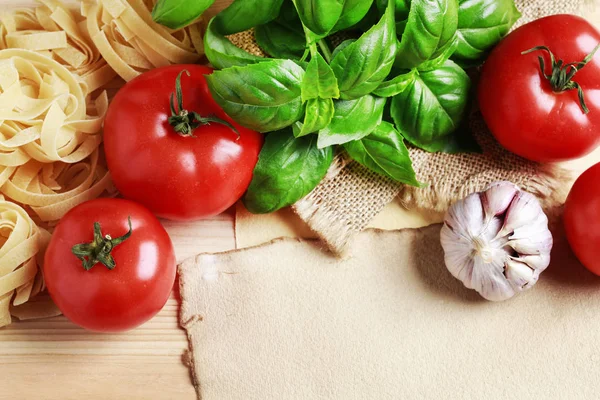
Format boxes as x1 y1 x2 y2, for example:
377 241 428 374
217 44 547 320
293 0 345 36
152 0 214 29
204 19 266 70
206 59 305 132
376 0 410 31
214 0 285 35
395 0 458 70
390 59 470 152
255 1 307 60
331 39 356 60
255 24 306 60
373 69 416 97
317 95 386 148
330 1 397 100
301 53 340 102
244 129 333 214
343 121 420 186
294 98 335 137
452 0 521 65
332 0 375 32
416 35 458 71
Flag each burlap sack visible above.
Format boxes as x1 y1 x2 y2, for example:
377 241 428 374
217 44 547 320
227 0 595 254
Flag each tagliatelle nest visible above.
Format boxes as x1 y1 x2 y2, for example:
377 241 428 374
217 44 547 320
0 0 206 325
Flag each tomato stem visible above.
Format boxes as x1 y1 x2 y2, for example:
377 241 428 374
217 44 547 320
168 70 239 137
522 43 600 114
71 217 133 271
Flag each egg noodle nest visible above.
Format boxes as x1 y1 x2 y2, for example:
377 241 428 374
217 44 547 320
0 0 205 327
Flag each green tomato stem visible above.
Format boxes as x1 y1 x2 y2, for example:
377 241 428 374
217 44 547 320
168 70 239 137
71 217 133 271
522 43 600 114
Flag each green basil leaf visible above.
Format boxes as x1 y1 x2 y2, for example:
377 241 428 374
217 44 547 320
214 0 285 35
206 59 305 132
452 0 521 65
152 0 215 29
332 0 375 32
301 53 340 102
373 69 416 97
395 0 458 70
331 39 356 60
343 121 420 186
255 24 306 60
293 0 345 36
390 59 470 152
294 98 335 137
204 19 266 70
376 0 410 32
416 35 458 71
330 1 397 100
254 1 307 60
317 95 386 148
244 129 333 213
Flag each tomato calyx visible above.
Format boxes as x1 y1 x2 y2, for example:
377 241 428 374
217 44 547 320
522 44 600 114
168 70 239 137
71 217 133 271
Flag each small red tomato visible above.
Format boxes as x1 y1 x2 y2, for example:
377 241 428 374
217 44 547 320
564 162 600 275
103 64 263 221
44 199 176 332
479 15 600 162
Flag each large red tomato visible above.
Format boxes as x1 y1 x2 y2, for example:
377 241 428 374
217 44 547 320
564 162 600 276
479 15 600 162
44 199 176 332
103 65 263 221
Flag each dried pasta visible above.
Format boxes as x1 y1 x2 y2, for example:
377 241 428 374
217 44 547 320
85 0 204 81
0 1 117 94
0 200 59 328
0 49 114 224
0 0 207 324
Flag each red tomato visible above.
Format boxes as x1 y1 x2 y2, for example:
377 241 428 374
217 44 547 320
479 15 600 162
103 65 263 221
44 199 176 332
564 162 600 275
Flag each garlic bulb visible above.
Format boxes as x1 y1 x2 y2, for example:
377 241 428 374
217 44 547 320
440 182 553 301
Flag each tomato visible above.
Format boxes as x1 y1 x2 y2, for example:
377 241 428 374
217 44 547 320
564 162 600 275
479 15 600 162
103 65 263 221
44 199 176 332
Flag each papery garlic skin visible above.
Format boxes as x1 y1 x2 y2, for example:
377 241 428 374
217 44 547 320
440 182 553 301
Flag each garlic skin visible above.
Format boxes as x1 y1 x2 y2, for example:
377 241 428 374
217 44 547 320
440 182 553 301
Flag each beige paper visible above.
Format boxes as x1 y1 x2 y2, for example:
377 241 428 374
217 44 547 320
180 224 600 400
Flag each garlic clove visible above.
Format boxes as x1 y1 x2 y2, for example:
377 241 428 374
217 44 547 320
444 193 485 238
498 192 545 238
482 181 520 218
472 255 516 301
508 228 553 255
518 253 551 271
505 259 538 292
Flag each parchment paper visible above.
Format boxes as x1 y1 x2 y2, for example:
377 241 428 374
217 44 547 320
180 224 600 400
